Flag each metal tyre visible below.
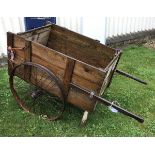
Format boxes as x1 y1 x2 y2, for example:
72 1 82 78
9 62 66 121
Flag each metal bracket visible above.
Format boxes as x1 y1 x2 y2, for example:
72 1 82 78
89 91 95 99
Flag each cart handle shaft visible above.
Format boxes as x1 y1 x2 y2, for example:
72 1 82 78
70 83 144 123
116 69 147 85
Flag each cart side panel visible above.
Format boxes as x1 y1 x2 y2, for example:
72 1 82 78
31 42 67 81
13 35 26 64
99 55 121 96
10 35 67 98
52 24 115 57
18 26 51 46
67 88 96 111
99 61 117 96
47 25 116 68
67 61 106 111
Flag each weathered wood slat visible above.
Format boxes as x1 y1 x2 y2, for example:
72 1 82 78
7 32 14 75
19 27 51 46
31 42 105 87
47 28 115 68
19 27 51 38
67 87 96 111
32 42 67 70
26 30 51 45
73 61 105 84
14 35 26 48
14 54 24 64
51 24 115 57
24 41 31 62
63 58 75 97
72 74 101 92
24 40 32 80
31 54 65 81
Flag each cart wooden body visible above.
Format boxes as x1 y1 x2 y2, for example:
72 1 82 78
7 24 121 112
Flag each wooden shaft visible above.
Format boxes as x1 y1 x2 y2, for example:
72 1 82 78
116 69 147 85
63 58 75 98
70 82 144 123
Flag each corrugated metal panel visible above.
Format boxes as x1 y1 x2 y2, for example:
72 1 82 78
56 17 83 33
105 17 155 38
56 17 106 44
0 17 25 56
1 17 155 57
57 17 155 44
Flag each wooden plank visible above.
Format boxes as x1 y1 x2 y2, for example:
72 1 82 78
37 31 51 45
31 54 65 81
71 74 102 92
18 26 51 46
49 25 116 61
99 65 114 96
14 35 26 48
99 52 122 96
24 40 31 62
7 32 14 75
106 51 122 88
14 55 24 64
32 41 105 94
67 60 105 111
67 87 96 112
12 35 25 66
25 30 51 45
63 58 75 97
32 42 67 70
14 49 24 58
52 24 116 57
73 61 105 85
19 26 51 38
24 40 32 80
47 29 114 68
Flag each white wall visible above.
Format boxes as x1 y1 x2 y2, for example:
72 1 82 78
82 17 106 43
1 17 155 56
105 17 155 38
56 17 155 44
56 17 83 34
0 17 25 57
56 17 107 44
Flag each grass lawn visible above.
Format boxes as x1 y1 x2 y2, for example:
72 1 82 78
0 45 155 136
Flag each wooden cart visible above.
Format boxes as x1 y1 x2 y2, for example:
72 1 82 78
7 24 145 124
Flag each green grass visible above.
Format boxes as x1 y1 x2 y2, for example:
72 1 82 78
0 45 155 136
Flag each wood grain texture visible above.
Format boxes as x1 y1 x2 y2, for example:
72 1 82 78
7 32 14 75
47 25 116 68
24 40 32 80
19 27 51 46
63 58 75 97
67 87 96 111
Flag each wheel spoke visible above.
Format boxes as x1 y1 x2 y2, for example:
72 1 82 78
10 62 65 121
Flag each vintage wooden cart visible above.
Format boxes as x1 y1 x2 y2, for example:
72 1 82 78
7 24 145 124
